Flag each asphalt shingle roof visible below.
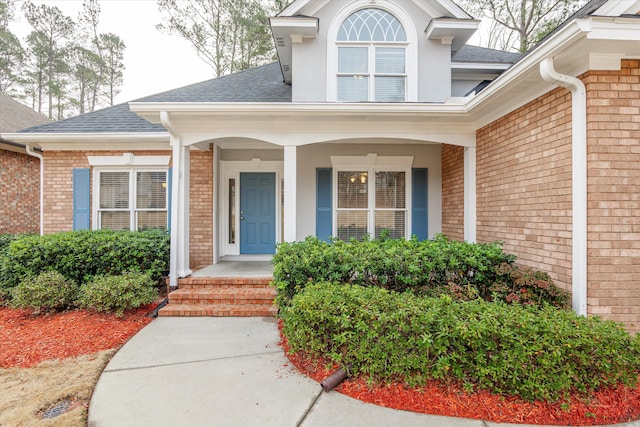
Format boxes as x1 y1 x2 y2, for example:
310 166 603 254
452 45 522 64
0 93 50 133
137 62 291 103
18 102 164 133
18 62 290 134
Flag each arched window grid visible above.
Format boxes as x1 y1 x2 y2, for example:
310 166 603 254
337 8 407 42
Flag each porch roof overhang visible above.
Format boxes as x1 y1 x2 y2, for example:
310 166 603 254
129 102 477 147
0 132 170 151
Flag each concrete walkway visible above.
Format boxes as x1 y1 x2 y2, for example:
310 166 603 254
88 317 640 427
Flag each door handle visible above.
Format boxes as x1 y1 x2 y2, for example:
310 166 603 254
240 216 244 220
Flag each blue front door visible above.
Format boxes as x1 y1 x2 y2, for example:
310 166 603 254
240 173 276 254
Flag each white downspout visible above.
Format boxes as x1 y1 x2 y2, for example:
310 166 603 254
540 57 587 316
24 145 44 236
161 111 181 290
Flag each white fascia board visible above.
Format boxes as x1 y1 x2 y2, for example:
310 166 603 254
451 62 512 70
2 132 170 151
585 17 640 41
278 0 329 17
129 102 468 117
466 20 588 126
270 17 319 36
594 0 640 16
411 0 471 19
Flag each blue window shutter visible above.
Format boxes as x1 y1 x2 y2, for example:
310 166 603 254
411 168 428 240
316 168 332 242
73 168 91 230
167 168 172 233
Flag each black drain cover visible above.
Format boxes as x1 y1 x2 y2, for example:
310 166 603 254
42 400 70 419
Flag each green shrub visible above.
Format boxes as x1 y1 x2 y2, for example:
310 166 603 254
77 270 157 317
273 234 516 306
11 271 79 313
281 282 640 403
0 229 169 297
489 263 571 308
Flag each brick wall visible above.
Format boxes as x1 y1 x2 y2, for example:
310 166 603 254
0 149 40 234
476 87 574 292
441 144 464 241
584 59 640 332
189 149 214 268
42 149 214 270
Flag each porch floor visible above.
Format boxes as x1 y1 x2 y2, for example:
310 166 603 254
190 261 274 278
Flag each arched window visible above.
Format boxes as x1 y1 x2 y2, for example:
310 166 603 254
336 9 407 102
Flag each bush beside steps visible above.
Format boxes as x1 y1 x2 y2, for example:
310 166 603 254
280 282 640 403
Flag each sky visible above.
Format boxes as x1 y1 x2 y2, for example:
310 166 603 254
10 0 215 104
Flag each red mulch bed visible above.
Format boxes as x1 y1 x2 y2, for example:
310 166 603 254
0 304 155 369
278 321 640 426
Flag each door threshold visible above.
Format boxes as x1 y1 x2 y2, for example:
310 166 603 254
220 255 273 262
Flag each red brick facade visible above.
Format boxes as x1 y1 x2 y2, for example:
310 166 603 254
189 150 214 268
583 60 640 331
443 60 640 331
42 149 214 270
475 87 574 291
0 149 40 234
441 144 464 241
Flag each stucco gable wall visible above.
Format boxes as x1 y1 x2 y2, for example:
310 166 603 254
0 149 40 234
292 0 452 103
475 87 573 293
584 59 640 332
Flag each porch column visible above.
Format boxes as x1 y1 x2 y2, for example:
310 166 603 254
464 146 476 243
164 112 191 289
283 145 297 242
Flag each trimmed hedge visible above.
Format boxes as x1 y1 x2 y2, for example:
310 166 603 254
0 229 169 297
273 235 568 308
11 271 79 312
76 271 157 317
281 283 640 403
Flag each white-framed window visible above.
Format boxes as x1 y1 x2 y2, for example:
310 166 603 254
96 169 168 231
336 8 407 102
332 155 413 241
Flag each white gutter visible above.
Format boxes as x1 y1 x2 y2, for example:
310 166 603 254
24 145 44 236
539 57 588 317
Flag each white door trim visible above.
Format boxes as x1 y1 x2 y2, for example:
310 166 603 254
218 159 284 257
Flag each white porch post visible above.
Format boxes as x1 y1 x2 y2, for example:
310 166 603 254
176 143 191 277
163 112 191 289
464 146 477 243
283 145 297 242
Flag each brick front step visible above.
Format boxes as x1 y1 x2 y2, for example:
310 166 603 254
168 287 276 305
158 303 278 317
159 276 277 318
177 277 273 289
